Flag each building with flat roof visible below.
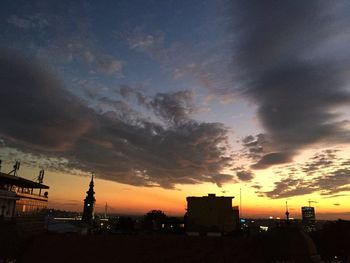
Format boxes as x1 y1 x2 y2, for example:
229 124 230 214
302 206 316 222
301 206 316 232
0 170 49 219
185 193 239 235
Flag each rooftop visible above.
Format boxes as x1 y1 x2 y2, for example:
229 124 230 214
187 194 234 199
0 172 49 189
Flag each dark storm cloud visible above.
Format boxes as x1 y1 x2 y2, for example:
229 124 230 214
0 52 92 151
227 1 350 168
0 52 232 188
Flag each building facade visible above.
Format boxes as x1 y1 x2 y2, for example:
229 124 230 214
0 171 49 219
302 206 316 222
185 193 239 234
301 206 316 232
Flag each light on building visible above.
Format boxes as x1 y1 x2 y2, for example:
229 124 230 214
260 226 269 232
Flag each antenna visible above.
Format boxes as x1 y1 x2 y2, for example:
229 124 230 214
240 188 242 218
285 200 290 221
38 170 45 184
308 199 317 207
37 169 45 196
104 202 108 219
9 161 20 176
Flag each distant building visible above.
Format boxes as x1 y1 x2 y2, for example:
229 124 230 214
185 193 239 235
82 174 95 224
0 171 49 219
302 206 316 222
302 206 316 232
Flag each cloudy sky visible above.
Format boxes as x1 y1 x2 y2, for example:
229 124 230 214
1 0 350 219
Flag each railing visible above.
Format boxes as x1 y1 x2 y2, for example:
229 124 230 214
2 186 48 199
16 191 48 201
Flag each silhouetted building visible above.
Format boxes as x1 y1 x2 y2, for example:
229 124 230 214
302 206 316 232
0 167 50 261
82 174 95 224
0 171 49 219
302 206 316 222
185 193 239 235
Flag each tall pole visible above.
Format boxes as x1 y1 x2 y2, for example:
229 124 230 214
285 200 290 221
104 202 107 219
240 188 242 218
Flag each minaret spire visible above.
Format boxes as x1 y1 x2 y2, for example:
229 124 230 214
90 173 94 187
82 173 96 224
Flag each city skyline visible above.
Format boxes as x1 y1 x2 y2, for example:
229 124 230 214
1 0 350 220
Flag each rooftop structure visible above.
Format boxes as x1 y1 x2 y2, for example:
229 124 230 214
185 193 239 234
0 166 49 219
302 206 316 222
302 206 316 232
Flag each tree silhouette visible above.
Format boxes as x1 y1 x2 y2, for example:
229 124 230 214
142 210 167 232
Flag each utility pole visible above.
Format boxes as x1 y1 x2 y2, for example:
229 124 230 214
240 188 242 218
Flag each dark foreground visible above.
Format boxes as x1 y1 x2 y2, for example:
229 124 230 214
16 231 321 263
3 219 350 262
21 234 257 263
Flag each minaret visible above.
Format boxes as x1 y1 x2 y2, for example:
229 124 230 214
82 173 96 224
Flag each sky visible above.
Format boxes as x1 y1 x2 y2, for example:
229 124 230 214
1 0 350 219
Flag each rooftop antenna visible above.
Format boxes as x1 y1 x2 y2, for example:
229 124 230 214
9 161 20 176
285 200 290 221
104 202 108 219
37 169 45 196
308 199 317 207
91 172 94 182
38 170 45 184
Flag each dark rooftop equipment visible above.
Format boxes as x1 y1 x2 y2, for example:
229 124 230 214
8 161 20 176
0 171 49 189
